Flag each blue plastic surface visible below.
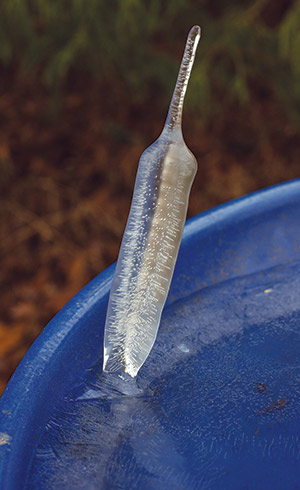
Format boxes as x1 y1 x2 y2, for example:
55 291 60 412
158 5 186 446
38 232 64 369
0 179 300 489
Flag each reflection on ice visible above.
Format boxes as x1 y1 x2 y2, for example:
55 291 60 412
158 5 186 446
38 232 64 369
29 371 193 489
28 260 300 489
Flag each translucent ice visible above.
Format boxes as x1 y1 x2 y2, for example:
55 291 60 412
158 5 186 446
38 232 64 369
27 260 300 489
103 26 201 377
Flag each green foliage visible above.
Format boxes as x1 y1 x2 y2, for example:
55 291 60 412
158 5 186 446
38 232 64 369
1 0 300 124
277 0 300 123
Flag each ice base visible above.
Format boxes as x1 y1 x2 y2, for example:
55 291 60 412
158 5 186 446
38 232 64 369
27 260 300 489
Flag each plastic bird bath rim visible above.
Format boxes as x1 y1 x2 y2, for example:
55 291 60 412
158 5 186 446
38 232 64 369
0 178 300 489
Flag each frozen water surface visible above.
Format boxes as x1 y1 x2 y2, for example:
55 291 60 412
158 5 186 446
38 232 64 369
27 259 300 489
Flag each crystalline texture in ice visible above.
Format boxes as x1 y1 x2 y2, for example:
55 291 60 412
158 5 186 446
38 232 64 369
103 26 201 377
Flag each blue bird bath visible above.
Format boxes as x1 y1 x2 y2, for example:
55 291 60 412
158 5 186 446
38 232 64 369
0 179 300 489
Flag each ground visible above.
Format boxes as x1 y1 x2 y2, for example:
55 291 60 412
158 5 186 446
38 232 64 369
0 70 299 395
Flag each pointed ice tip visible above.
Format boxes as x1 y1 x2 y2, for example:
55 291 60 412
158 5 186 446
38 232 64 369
187 25 201 55
190 25 201 39
165 25 201 130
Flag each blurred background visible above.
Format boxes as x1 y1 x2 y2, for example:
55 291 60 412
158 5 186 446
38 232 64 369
0 0 300 395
